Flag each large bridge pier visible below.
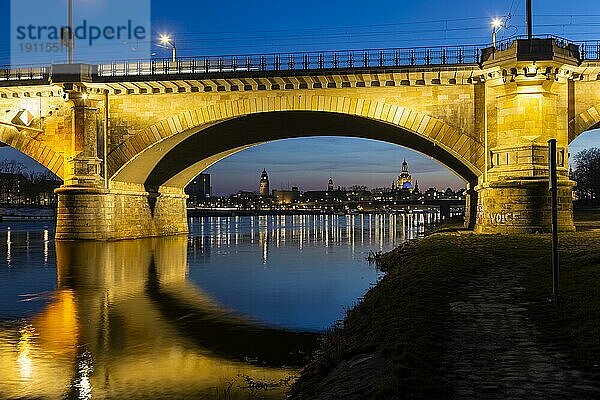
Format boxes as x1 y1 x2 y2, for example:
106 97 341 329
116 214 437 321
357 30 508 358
56 183 188 241
473 39 580 233
53 93 188 241
475 178 575 234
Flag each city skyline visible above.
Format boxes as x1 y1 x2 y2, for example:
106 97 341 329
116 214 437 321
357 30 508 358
206 143 460 196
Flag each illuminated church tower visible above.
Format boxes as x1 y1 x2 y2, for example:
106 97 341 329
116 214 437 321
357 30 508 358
396 159 413 190
328 177 334 191
259 169 270 196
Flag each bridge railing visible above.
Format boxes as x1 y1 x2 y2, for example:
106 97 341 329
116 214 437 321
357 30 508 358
0 66 49 82
579 41 600 61
492 34 577 52
1 39 599 82
96 46 483 77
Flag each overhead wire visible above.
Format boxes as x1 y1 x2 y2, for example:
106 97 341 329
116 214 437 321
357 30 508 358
4 13 600 64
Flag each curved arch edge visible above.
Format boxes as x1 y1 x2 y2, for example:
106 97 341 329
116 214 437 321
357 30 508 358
145 111 480 190
107 95 483 186
0 126 64 179
570 104 600 142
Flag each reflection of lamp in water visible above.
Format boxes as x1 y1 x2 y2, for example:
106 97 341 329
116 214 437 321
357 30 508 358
6 227 11 265
259 231 269 264
43 229 49 264
299 217 304 250
325 216 330 247
349 215 355 250
17 324 35 380
74 351 93 400
360 214 364 245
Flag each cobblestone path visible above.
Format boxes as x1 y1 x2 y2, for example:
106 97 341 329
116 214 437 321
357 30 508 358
442 259 600 399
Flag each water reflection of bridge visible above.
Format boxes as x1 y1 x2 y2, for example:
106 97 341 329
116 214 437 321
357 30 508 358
0 236 318 399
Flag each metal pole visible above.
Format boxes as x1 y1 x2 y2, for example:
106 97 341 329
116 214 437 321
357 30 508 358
172 44 177 62
548 139 560 303
104 90 109 189
527 0 533 40
483 84 488 183
68 0 73 63
492 28 497 48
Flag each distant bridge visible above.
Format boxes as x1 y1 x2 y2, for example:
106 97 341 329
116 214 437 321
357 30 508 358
0 36 599 239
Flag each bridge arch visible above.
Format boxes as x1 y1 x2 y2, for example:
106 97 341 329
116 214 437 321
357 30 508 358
570 104 600 143
107 95 483 189
0 125 64 179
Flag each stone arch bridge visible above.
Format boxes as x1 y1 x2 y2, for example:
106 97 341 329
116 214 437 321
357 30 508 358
1 38 599 239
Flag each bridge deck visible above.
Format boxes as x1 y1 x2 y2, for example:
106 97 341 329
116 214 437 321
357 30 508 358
0 36 598 86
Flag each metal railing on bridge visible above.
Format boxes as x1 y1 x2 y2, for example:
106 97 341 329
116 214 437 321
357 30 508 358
96 46 483 77
579 41 600 61
0 38 599 82
492 34 578 51
0 66 49 82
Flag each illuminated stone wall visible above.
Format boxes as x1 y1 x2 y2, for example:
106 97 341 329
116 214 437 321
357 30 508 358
55 183 188 240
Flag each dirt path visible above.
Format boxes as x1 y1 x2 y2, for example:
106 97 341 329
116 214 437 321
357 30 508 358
442 257 600 399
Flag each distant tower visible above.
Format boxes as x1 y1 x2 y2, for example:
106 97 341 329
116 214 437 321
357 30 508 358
413 179 420 194
396 159 413 190
328 177 334 191
259 169 270 196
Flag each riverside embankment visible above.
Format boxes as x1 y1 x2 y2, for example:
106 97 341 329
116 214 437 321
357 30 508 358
291 229 600 399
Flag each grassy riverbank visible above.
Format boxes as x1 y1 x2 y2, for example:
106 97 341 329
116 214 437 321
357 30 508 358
291 230 600 399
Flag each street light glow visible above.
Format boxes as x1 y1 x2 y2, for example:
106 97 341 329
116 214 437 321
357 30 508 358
159 34 177 61
491 18 502 47
160 34 172 45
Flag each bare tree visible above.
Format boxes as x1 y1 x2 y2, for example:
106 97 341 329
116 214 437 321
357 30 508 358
0 159 26 175
0 160 60 206
572 148 600 202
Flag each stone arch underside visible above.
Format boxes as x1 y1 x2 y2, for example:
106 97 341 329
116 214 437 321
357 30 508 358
0 125 64 179
107 96 483 190
161 144 260 188
154 113 479 190
120 112 481 192
570 104 600 142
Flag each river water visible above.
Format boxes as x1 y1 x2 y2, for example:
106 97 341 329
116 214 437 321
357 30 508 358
0 213 437 399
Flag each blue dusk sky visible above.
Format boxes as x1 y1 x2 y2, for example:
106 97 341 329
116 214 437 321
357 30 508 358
1 1 600 194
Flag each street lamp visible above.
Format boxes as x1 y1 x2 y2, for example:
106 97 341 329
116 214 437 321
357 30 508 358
160 34 177 62
491 18 502 48
66 0 74 63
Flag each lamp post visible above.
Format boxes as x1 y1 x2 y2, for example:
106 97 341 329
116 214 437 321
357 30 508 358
67 0 74 63
548 139 560 303
491 18 502 48
160 34 177 62
527 0 533 40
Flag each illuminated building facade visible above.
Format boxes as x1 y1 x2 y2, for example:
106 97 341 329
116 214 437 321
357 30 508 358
259 169 270 196
395 159 413 190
